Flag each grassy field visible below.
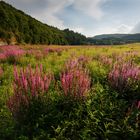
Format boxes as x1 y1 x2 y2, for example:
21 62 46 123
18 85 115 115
1 44 140 139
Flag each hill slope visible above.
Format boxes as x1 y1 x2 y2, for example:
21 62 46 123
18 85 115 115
0 1 87 45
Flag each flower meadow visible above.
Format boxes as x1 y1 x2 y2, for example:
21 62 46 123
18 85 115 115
1 44 140 139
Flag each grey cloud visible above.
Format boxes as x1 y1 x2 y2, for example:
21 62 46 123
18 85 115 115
4 0 48 14
131 22 140 33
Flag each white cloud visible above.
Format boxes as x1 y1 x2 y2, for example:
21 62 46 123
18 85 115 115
115 24 132 34
73 0 106 20
34 0 107 28
91 24 133 36
22 0 74 29
71 27 84 33
38 0 73 28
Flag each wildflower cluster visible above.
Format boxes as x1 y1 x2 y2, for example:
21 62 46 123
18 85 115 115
77 55 90 67
7 65 52 118
108 61 140 93
99 55 113 67
26 50 43 59
61 58 91 99
0 45 25 63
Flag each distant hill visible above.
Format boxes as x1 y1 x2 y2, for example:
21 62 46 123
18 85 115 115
93 34 128 39
88 33 140 45
0 1 87 45
123 34 140 41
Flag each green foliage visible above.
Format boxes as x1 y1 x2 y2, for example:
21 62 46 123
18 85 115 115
88 61 108 85
63 29 87 45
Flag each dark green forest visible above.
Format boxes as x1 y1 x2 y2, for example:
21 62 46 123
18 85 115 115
0 1 87 45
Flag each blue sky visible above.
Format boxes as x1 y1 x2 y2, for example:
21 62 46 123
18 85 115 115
4 0 140 36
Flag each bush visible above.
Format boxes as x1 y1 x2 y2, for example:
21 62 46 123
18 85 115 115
0 45 25 64
108 61 140 101
7 65 52 122
60 58 91 99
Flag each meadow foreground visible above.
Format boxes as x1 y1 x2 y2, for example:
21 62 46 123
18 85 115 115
0 44 140 139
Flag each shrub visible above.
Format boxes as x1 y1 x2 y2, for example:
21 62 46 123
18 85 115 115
7 65 52 120
65 56 89 71
99 55 113 67
61 58 91 99
1 45 25 64
77 55 90 67
108 61 140 100
26 50 44 60
65 58 79 70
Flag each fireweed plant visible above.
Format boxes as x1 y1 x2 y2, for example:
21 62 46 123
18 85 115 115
7 65 53 120
0 45 25 64
108 61 140 102
60 58 91 99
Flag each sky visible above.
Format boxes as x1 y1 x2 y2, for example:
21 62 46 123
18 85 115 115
3 0 140 37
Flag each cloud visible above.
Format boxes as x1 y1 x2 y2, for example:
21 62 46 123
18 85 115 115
4 0 48 13
73 0 106 20
71 27 85 34
39 0 74 28
43 0 107 28
115 24 132 33
91 24 132 36
131 22 140 33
